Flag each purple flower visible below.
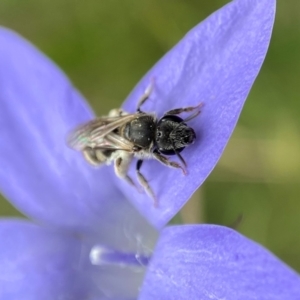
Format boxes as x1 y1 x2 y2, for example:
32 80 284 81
1 0 299 299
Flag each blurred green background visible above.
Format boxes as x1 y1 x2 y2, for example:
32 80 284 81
1 0 300 272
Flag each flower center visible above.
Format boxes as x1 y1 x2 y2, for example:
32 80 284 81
90 245 151 268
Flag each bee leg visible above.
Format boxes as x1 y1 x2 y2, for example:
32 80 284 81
108 108 127 117
136 79 154 113
164 102 203 122
153 150 187 175
83 148 102 166
114 153 137 190
136 159 158 207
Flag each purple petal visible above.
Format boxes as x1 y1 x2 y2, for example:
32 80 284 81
0 219 153 300
0 27 126 230
140 225 300 300
0 28 158 250
0 219 93 299
114 0 275 227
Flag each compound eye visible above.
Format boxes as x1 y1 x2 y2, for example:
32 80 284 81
184 130 196 144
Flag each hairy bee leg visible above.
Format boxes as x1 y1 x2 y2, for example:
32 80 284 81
136 160 158 207
164 102 203 121
114 152 137 189
108 108 127 117
153 150 187 175
136 79 154 112
83 148 102 166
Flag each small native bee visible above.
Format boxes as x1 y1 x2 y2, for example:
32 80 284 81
68 82 202 205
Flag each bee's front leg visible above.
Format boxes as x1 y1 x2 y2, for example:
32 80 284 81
153 150 187 175
164 102 203 122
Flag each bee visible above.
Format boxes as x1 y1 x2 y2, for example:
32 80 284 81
68 82 202 206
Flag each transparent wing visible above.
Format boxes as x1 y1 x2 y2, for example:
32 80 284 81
93 132 134 152
67 114 136 151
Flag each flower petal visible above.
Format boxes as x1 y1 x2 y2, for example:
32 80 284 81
0 219 94 299
0 28 158 252
117 0 276 227
0 27 129 229
139 225 300 300
0 219 151 300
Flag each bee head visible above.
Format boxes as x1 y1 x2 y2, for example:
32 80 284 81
155 115 196 155
170 123 196 148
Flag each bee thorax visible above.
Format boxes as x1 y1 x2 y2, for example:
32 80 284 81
123 115 156 148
